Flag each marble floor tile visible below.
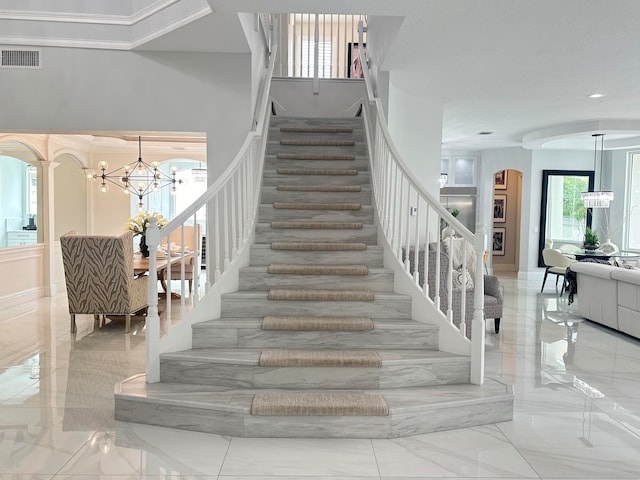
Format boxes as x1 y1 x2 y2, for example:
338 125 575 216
220 438 379 477
3 275 640 478
373 424 538 478
498 411 640 478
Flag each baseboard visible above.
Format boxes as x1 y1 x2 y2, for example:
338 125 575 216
0 287 46 309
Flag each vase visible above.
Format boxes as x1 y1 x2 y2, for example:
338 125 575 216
139 235 150 258
599 238 619 254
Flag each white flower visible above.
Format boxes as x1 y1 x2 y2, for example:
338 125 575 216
125 212 168 236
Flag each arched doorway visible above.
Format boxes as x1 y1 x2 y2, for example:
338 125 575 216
491 169 523 274
0 141 41 247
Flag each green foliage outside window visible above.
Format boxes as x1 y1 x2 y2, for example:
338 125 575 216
562 176 587 224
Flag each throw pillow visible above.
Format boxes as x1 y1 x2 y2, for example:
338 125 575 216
452 266 474 290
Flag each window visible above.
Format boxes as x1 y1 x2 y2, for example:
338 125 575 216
538 170 594 266
625 152 640 250
300 40 332 78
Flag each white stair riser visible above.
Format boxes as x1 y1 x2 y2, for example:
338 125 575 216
268 130 365 142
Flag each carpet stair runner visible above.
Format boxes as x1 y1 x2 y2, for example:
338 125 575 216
115 115 513 438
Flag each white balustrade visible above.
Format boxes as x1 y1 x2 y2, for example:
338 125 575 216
357 23 485 384
143 39 278 383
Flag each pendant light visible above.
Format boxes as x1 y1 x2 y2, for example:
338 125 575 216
581 133 614 208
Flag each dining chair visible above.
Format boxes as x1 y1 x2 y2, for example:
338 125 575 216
541 248 575 294
60 230 148 333
163 224 201 294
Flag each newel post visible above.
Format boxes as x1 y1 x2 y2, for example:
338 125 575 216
145 217 161 383
470 224 486 385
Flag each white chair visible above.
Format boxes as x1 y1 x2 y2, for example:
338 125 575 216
558 243 578 260
541 248 575 294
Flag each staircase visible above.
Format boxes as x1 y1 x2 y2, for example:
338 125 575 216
115 115 513 438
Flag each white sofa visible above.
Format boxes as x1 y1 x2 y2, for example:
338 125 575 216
570 262 640 339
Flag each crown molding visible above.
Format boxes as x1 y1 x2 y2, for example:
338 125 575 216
0 35 131 51
0 0 212 51
131 4 213 49
0 0 178 26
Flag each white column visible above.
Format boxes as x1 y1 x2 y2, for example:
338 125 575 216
41 160 60 297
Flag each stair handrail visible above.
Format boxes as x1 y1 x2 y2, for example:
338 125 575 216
357 23 485 384
143 43 278 383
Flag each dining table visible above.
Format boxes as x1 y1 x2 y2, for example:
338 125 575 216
133 253 185 298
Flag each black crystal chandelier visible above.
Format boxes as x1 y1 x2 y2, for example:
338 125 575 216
88 136 183 211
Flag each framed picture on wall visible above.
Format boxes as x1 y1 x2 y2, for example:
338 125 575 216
493 227 506 256
493 194 507 223
347 42 366 78
495 170 507 189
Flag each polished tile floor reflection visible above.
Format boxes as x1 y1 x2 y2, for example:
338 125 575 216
2 275 640 479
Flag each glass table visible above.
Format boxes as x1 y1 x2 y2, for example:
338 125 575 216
568 249 640 262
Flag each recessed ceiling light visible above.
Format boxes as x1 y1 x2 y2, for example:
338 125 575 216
588 93 604 98
478 131 493 135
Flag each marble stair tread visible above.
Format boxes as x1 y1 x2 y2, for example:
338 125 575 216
263 169 370 183
192 317 440 331
115 373 513 431
275 184 362 192
261 187 372 204
279 126 355 133
222 291 410 302
242 265 391 275
118 374 511 412
160 348 468 366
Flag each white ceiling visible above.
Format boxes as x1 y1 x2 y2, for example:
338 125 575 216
3 0 640 152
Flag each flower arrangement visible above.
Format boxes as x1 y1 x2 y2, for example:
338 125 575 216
126 211 168 237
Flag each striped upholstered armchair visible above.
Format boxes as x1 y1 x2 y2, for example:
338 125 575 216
60 230 148 334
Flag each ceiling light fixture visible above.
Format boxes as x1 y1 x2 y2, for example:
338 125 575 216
87 136 183 211
581 133 613 208
587 93 604 98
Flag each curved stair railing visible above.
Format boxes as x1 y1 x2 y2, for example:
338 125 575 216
357 24 486 384
143 42 278 383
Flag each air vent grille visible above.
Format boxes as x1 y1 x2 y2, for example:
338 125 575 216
1 49 41 68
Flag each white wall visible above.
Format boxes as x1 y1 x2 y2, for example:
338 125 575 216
0 46 251 181
0 46 254 304
270 78 365 117
238 12 269 123
386 71 443 198
480 147 593 275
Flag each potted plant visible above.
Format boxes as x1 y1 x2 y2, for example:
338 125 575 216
583 227 599 252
